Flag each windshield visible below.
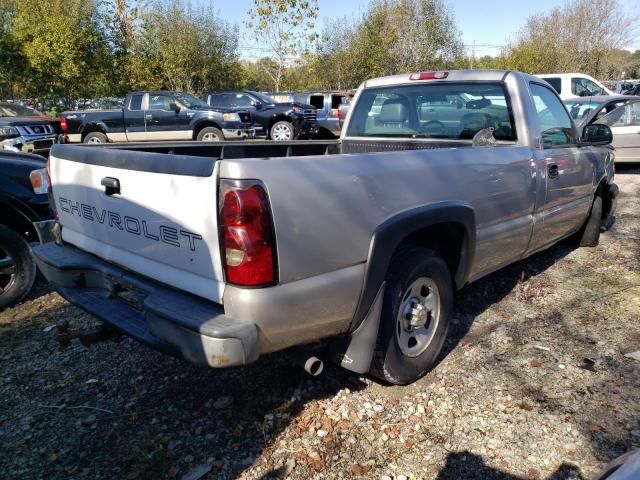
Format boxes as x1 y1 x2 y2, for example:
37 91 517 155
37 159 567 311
345 82 516 141
0 103 43 117
252 92 280 104
173 92 208 108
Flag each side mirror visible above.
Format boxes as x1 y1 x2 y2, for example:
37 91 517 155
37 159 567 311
581 124 612 145
253 102 262 110
169 102 180 113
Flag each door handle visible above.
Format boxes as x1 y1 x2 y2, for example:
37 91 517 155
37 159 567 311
101 177 120 196
144 114 152 120
548 164 559 179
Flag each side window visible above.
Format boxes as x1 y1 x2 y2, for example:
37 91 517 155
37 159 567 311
309 95 325 110
544 77 562 94
148 95 172 110
129 94 143 111
530 83 576 147
598 102 640 127
229 94 255 108
631 103 640 126
572 78 604 97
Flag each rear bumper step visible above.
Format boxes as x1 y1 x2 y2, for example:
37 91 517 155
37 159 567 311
33 242 259 367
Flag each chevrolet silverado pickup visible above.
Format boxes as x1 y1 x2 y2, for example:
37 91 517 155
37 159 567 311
34 70 618 385
62 91 253 143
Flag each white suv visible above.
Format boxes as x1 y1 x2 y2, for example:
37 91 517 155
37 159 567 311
536 73 614 100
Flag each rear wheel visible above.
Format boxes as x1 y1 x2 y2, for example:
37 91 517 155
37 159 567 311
270 121 293 141
0 225 36 310
83 132 107 144
370 247 453 385
197 127 224 142
570 189 603 247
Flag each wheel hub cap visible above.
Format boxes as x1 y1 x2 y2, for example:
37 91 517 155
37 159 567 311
396 277 440 357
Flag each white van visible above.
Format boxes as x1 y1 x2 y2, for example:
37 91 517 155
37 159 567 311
536 73 614 100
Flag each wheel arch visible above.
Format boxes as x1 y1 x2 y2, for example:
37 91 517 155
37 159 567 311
0 195 39 242
80 122 109 142
192 120 223 140
267 115 293 132
350 202 476 332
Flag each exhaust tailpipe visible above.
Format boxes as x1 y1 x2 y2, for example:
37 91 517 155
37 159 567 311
303 356 324 376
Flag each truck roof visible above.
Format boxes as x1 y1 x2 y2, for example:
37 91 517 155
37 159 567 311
128 90 180 95
362 69 535 88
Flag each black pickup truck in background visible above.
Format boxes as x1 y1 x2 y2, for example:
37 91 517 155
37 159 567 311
62 91 253 143
203 91 318 140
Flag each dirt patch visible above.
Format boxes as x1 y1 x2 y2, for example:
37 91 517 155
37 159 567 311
1 168 639 480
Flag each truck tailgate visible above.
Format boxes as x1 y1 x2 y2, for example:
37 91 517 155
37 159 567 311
49 145 225 303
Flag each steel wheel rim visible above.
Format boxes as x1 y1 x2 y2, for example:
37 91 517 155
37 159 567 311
0 247 17 295
395 277 440 357
87 136 103 144
202 132 221 142
272 124 291 141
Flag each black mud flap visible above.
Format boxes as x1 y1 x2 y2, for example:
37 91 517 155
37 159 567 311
328 283 385 374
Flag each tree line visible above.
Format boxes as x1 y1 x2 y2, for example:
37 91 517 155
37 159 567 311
0 0 638 115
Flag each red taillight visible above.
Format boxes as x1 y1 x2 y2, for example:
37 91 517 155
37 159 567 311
219 180 276 287
59 117 68 132
337 107 343 121
409 71 449 81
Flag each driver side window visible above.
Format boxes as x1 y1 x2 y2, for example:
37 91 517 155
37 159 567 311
530 83 576 147
148 95 172 111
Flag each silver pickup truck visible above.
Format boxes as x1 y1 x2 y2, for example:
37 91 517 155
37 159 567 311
34 70 618 385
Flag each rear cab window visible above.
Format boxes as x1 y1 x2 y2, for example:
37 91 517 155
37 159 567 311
345 82 517 142
129 94 143 111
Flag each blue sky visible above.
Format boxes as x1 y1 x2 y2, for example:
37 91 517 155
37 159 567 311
212 0 640 57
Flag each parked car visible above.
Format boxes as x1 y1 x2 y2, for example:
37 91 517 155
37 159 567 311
0 150 54 309
62 91 253 143
203 91 318 140
0 102 61 155
269 91 349 138
34 70 617 385
536 73 614 100
563 95 636 127
594 99 640 163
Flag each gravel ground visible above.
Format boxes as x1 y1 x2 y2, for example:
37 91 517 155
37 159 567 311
1 167 639 480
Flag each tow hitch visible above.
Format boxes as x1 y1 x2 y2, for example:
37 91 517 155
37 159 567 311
55 319 122 350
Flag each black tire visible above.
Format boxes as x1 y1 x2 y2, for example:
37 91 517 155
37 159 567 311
196 127 224 142
0 225 36 310
270 121 294 141
570 189 603 247
83 132 108 144
370 246 453 385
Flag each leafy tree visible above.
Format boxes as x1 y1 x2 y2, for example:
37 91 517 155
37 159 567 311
310 0 463 90
10 0 107 106
501 0 637 79
131 0 241 94
100 0 144 96
0 0 24 99
246 0 319 92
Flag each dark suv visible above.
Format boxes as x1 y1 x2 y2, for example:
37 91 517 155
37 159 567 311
203 91 318 140
0 102 61 155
